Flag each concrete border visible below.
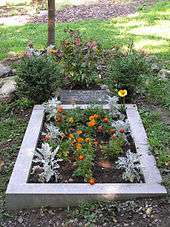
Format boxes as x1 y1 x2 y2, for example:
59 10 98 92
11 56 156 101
6 104 167 209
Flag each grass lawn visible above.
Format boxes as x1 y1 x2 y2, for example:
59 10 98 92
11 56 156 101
0 1 170 108
0 1 170 67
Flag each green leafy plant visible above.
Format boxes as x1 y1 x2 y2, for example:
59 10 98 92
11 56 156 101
107 44 150 99
73 144 94 181
16 56 62 103
103 136 125 159
59 29 103 89
15 97 33 109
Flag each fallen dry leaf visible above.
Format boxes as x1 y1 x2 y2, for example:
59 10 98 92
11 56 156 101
0 159 5 172
98 160 113 169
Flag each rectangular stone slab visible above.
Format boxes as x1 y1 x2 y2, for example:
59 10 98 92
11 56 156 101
6 104 167 209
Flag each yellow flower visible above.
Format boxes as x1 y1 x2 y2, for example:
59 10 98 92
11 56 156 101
89 115 95 121
118 89 127 97
85 138 90 143
50 49 57 54
93 114 99 119
68 117 74 123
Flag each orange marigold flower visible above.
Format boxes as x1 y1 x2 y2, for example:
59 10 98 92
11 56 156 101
89 115 95 121
78 155 85 161
77 137 84 143
88 178 96 185
76 143 82 150
88 120 96 127
77 130 82 135
85 138 90 143
68 133 74 139
93 114 99 119
57 105 63 113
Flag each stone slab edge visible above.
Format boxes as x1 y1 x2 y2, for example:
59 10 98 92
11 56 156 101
6 104 167 209
126 104 164 185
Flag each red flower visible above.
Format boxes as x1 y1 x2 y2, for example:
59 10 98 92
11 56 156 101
103 117 109 123
75 37 81 46
119 128 125 133
57 106 63 113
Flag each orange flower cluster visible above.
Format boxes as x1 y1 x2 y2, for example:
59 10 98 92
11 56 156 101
77 137 84 143
88 120 96 127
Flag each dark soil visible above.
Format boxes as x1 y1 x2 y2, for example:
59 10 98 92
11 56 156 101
29 107 143 184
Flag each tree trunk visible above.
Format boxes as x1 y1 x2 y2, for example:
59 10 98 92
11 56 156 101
48 0 55 46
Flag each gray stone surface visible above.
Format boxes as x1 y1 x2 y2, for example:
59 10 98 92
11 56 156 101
126 105 163 184
6 104 167 209
158 69 170 80
0 76 16 99
0 63 12 77
59 89 110 104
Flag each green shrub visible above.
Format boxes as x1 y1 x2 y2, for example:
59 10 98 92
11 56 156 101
59 29 103 89
107 46 150 99
16 56 62 103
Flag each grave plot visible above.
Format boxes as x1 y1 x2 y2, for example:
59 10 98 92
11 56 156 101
6 102 167 209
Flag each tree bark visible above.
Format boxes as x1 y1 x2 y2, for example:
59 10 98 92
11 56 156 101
48 0 55 46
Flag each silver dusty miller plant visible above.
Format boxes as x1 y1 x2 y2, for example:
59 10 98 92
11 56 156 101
43 97 61 120
32 143 62 183
106 95 124 120
116 150 141 182
111 119 130 133
43 123 61 142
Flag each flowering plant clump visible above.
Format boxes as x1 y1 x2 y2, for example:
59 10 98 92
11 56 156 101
58 29 103 89
26 29 103 90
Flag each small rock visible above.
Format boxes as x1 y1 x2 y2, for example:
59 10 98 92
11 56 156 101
18 216 23 223
0 76 16 99
0 63 12 78
158 69 170 80
68 178 74 182
151 63 161 73
146 207 152 215
143 214 146 218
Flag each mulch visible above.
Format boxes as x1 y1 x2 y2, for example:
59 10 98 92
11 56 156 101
32 0 158 23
